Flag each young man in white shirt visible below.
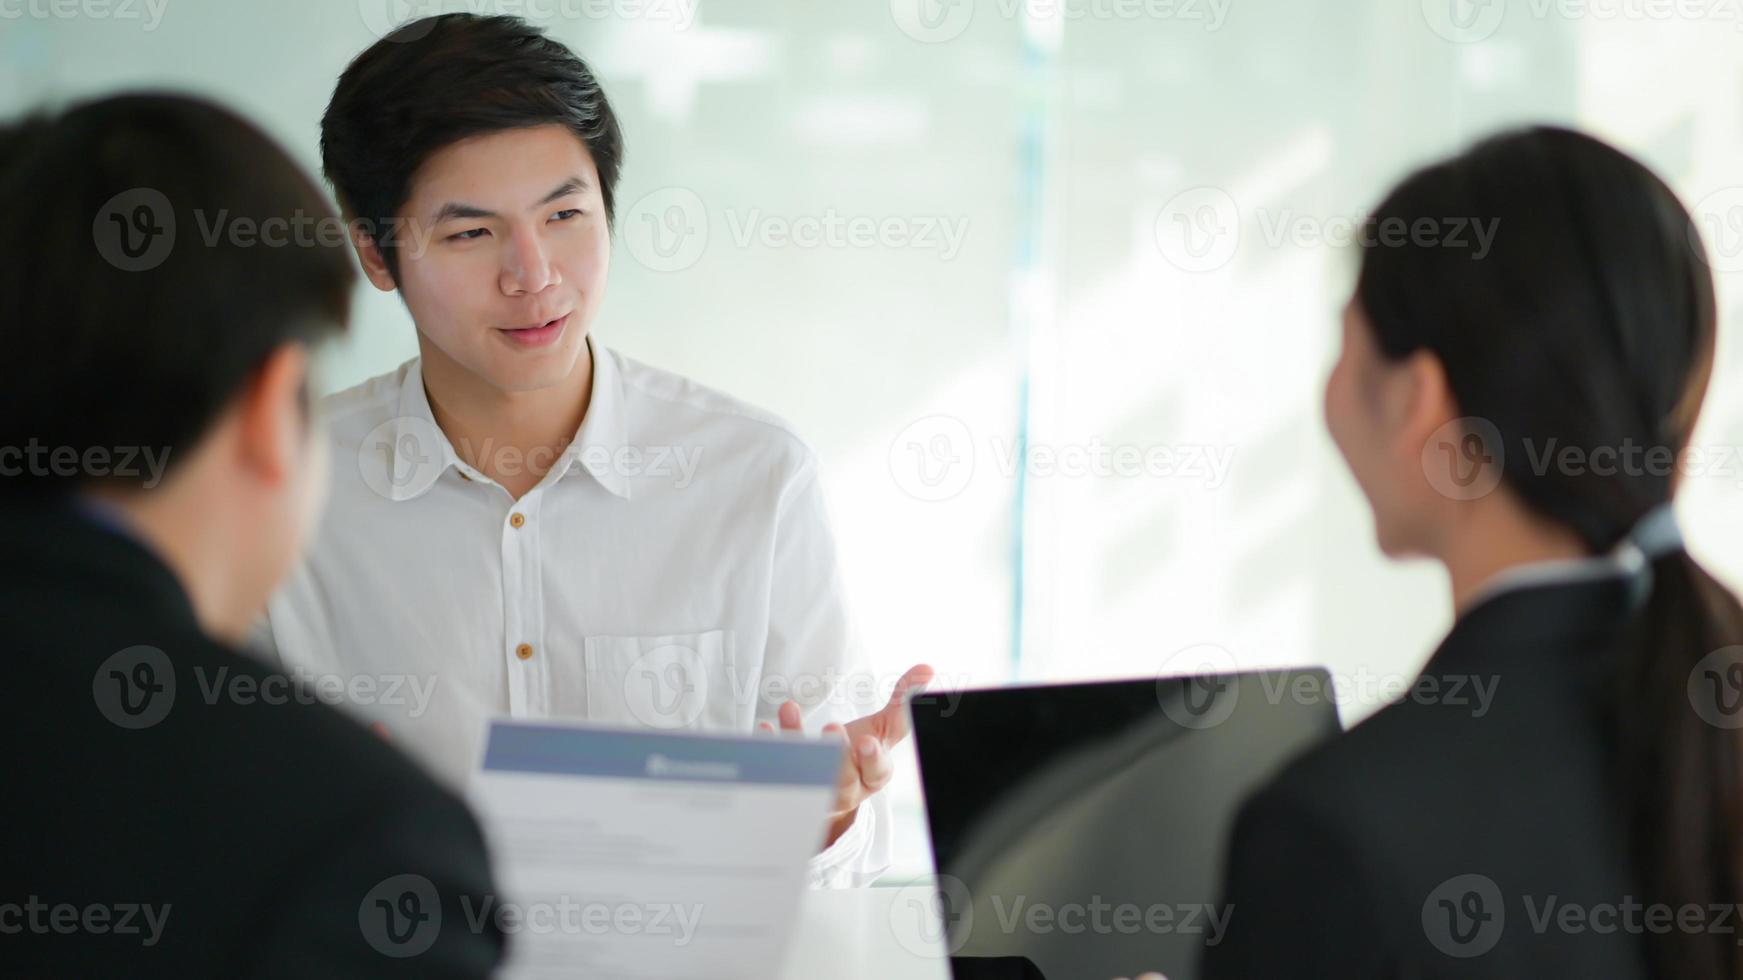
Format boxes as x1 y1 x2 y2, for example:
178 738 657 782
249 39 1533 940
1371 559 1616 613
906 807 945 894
257 13 931 888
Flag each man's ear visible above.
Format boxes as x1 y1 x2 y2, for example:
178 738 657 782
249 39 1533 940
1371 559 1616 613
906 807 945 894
347 221 398 293
236 343 311 487
1393 348 1460 466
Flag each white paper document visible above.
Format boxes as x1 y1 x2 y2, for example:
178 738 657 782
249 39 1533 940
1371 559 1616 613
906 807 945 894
469 719 842 980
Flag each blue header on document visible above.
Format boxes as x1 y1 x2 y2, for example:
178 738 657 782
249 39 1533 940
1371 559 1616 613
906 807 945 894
481 720 843 786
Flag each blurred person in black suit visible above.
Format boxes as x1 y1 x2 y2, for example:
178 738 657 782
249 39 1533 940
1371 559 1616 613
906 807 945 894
0 94 504 977
1189 128 1742 978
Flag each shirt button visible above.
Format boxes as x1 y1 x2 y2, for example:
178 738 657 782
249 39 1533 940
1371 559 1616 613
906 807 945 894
509 512 526 529
515 643 534 660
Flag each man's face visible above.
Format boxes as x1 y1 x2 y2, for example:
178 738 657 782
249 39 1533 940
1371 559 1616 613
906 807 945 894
389 123 610 393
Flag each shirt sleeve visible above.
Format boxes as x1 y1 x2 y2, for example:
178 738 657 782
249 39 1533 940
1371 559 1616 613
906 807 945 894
761 447 892 889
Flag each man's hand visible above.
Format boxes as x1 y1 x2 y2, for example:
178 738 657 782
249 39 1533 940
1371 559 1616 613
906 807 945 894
759 663 935 850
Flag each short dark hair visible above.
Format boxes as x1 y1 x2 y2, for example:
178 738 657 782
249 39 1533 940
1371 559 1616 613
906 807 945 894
320 14 625 279
0 93 354 497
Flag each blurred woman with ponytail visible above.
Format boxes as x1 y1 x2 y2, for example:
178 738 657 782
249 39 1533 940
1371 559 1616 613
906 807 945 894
1200 127 1743 979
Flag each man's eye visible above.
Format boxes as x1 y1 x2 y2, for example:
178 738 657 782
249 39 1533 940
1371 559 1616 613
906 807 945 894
551 209 582 222
448 228 488 241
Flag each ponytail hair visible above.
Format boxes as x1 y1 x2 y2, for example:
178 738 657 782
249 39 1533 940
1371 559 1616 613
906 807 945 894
1356 126 1743 979
1618 549 1743 979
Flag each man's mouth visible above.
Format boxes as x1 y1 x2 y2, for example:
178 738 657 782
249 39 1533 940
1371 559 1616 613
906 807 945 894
497 312 569 348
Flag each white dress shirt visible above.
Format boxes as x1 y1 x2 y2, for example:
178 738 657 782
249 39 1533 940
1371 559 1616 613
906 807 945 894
256 336 888 888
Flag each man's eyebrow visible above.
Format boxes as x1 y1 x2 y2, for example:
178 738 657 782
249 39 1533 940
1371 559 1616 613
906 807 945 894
537 177 589 205
430 201 495 224
429 178 590 224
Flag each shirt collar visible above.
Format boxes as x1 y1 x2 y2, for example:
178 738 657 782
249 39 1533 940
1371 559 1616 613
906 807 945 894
383 333 632 502
1458 503 1683 616
1459 552 1630 618
74 493 149 547
552 333 632 500
383 358 465 502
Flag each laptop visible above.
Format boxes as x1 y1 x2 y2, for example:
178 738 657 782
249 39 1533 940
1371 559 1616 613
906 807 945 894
908 669 1341 980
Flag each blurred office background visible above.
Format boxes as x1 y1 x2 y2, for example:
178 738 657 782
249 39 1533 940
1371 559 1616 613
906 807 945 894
10 0 1743 875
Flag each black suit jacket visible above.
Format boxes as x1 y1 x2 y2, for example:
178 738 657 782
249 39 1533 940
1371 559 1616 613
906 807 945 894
0 500 505 977
1203 575 1652 979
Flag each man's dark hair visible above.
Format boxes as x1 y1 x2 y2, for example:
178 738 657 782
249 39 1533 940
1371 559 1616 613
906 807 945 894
0 93 354 497
320 14 625 280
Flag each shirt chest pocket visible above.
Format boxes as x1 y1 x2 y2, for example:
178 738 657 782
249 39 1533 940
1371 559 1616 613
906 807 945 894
580 629 747 732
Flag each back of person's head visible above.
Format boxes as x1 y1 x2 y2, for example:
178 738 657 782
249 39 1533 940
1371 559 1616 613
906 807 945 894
1353 126 1740 979
320 12 623 282
0 93 354 631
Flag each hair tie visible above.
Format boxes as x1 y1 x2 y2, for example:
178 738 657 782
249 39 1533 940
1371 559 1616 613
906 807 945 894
1615 502 1683 606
